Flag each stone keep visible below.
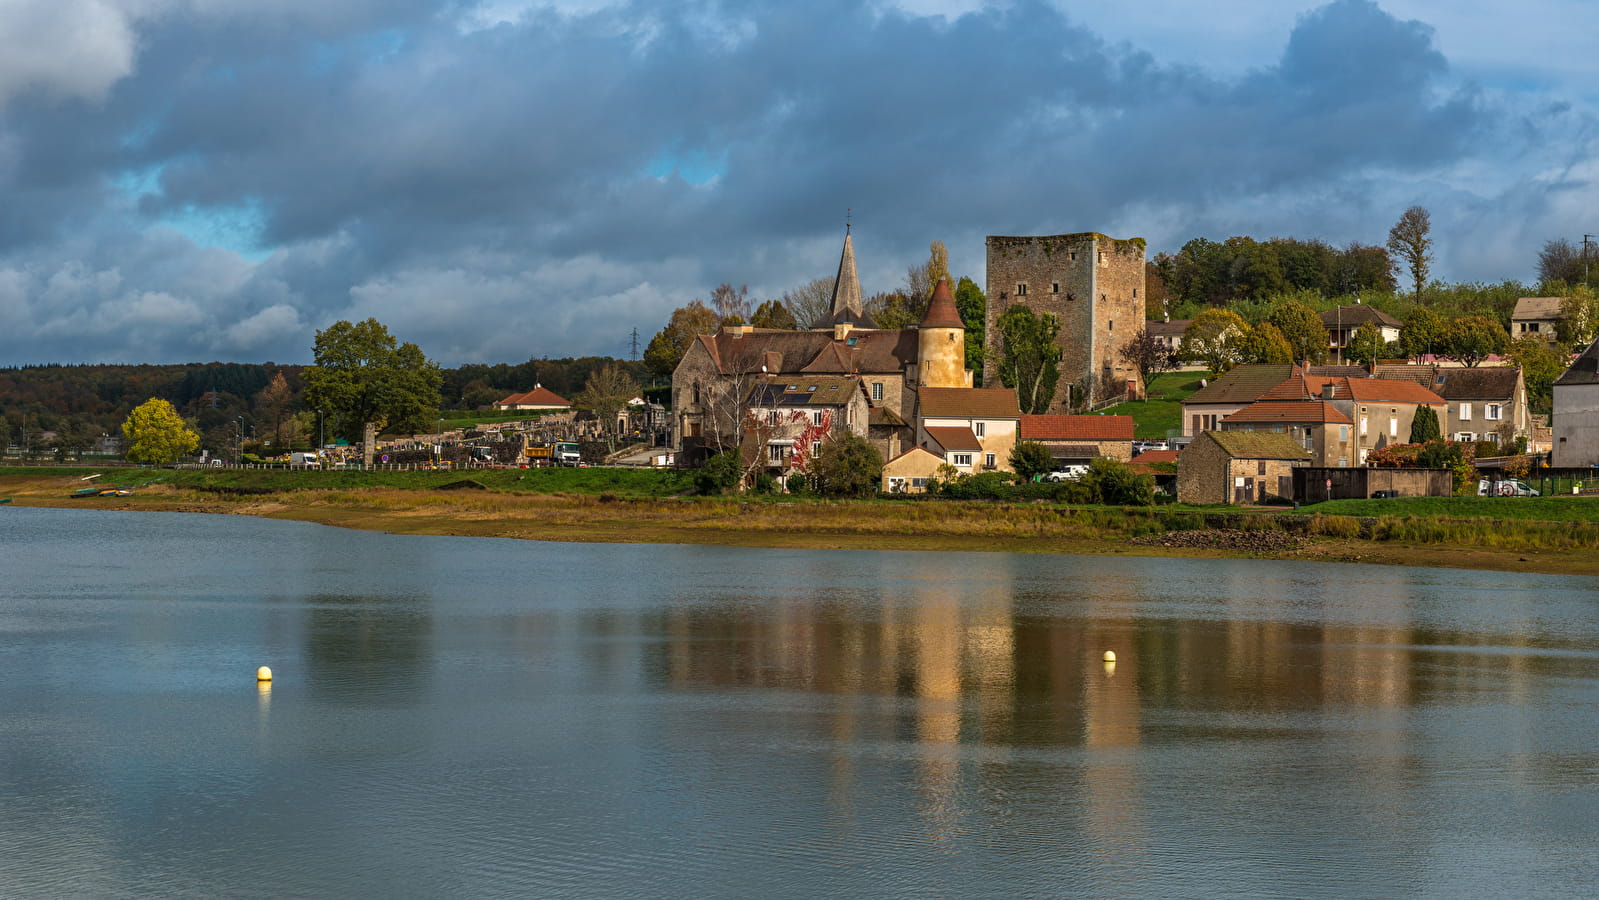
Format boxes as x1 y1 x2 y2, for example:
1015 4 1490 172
983 233 1145 409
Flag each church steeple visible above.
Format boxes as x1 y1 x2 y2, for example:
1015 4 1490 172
829 227 863 320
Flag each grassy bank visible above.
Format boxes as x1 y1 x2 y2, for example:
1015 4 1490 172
4 467 1596 576
1100 371 1204 439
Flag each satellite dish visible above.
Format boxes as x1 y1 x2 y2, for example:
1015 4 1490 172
761 365 768 373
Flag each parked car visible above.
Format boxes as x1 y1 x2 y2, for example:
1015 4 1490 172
1478 479 1540 497
1046 465 1089 482
1132 441 1169 455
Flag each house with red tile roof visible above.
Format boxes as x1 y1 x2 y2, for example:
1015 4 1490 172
1253 373 1445 464
1018 414 1135 463
1220 400 1354 466
492 385 571 412
917 387 1021 475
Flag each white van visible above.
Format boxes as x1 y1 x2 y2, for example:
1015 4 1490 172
289 452 320 468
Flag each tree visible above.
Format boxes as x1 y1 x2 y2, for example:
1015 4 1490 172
1400 306 1444 360
301 318 442 466
995 305 1062 414
810 432 883 498
1267 300 1330 364
708 283 750 322
1506 334 1565 414
750 299 797 330
575 362 641 446
122 398 200 465
1538 237 1587 287
1234 322 1294 365
905 240 949 303
864 290 919 329
1387 205 1433 303
1078 457 1153 506
1181 308 1249 374
254 371 295 450
1009 440 1056 481
1441 315 1509 367
644 300 719 378
780 277 834 330
1118 329 1179 392
1557 285 1597 346
1409 404 1441 443
955 276 986 380
1346 323 1386 369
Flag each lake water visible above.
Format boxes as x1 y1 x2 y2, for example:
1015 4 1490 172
3 506 1599 897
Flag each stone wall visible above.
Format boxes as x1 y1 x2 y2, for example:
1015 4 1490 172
983 233 1145 408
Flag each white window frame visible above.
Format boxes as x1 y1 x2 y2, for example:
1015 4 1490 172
952 453 973 467
768 442 789 462
871 382 883 402
811 441 822 455
811 410 825 426
1486 404 1502 421
1359 416 1368 436
974 421 986 437
985 452 996 468
1459 402 1471 421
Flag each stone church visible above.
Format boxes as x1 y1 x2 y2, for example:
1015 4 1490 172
671 229 975 472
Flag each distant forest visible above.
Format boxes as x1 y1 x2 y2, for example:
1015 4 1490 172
1 356 650 458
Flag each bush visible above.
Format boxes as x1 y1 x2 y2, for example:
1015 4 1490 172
1009 441 1056 481
1078 457 1154 506
786 473 812 495
810 433 884 498
695 451 741 495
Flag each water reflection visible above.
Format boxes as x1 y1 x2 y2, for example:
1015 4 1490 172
303 593 433 704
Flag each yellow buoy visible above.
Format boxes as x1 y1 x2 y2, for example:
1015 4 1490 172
1102 651 1116 662
256 666 273 682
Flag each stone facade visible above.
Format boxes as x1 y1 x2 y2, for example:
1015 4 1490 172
1177 431 1310 505
984 232 1145 409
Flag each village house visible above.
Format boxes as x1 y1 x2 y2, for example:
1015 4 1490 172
1179 364 1296 436
1553 340 1599 468
1511 297 1565 343
916 387 1022 475
881 446 946 493
1255 372 1446 464
492 385 571 412
1177 431 1311 505
1371 364 1532 445
1018 414 1135 465
1219 400 1354 467
1145 318 1191 356
1320 304 1401 363
740 374 870 482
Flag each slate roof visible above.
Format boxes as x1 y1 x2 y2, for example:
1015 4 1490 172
1019 414 1134 441
1555 340 1599 387
868 407 909 427
1260 374 1444 404
918 387 1022 419
1202 431 1313 460
745 375 860 407
1184 365 1297 404
828 230 865 322
1222 400 1351 425
697 328 916 376
1319 305 1401 328
1431 367 1521 400
1145 319 1191 338
1512 297 1565 321
924 426 983 452
1372 364 1437 386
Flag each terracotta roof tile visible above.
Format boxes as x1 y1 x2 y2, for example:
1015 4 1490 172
1222 400 1351 425
919 277 964 329
924 426 982 452
919 387 1021 419
1019 414 1134 441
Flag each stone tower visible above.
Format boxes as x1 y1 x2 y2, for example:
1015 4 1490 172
983 232 1145 409
817 225 874 329
918 275 971 388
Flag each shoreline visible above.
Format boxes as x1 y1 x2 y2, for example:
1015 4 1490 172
4 475 1595 577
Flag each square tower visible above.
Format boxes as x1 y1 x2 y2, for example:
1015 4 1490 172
984 232 1145 410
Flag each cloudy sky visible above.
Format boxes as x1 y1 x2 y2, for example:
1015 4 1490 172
0 0 1594 366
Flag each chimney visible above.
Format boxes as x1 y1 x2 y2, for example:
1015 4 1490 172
1321 383 1335 401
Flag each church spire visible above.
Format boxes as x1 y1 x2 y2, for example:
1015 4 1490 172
829 227 863 319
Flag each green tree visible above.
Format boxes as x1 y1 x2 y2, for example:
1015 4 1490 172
1078 457 1153 506
1387 205 1433 303
750 299 797 330
810 432 883 498
1557 285 1597 346
575 362 641 446
1234 321 1294 365
955 276 986 380
122 398 200 465
1506 334 1565 414
1408 404 1441 443
905 240 950 303
1180 308 1249 374
1267 300 1330 363
644 300 720 378
996 305 1062 414
1009 440 1056 481
1441 315 1509 367
301 318 442 465
695 450 741 495
1400 306 1444 359
864 290 919 329
1346 323 1386 369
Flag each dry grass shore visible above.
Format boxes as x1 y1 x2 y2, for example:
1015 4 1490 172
4 470 1596 577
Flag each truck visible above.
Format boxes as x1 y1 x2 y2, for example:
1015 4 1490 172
554 441 582 466
288 451 320 468
525 443 553 465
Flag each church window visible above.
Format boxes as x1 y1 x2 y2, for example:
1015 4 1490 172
871 382 883 401
1016 282 1028 297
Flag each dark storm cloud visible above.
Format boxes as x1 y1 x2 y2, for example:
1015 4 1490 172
0 0 1575 365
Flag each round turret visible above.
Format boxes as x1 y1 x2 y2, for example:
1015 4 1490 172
917 276 969 388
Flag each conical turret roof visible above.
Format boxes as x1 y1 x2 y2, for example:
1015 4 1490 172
919 276 963 329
